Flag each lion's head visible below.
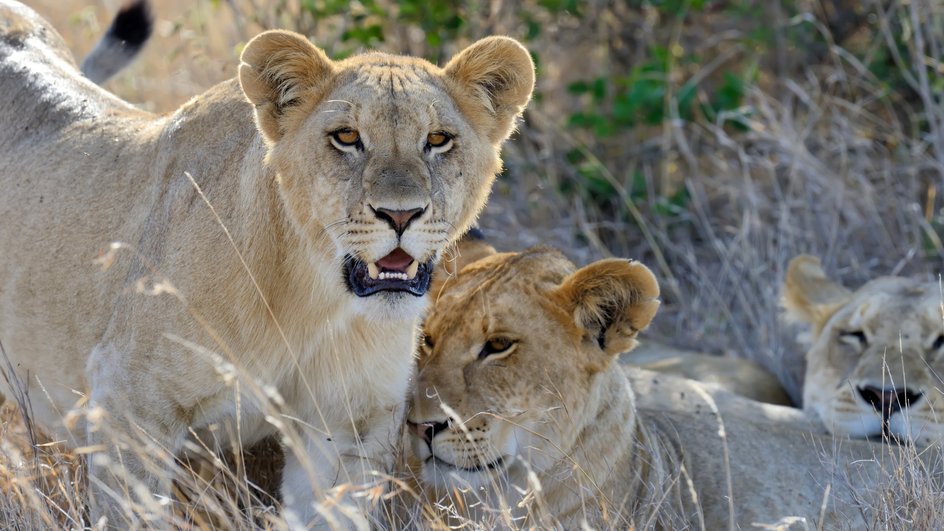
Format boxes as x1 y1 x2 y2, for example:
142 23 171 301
237 32 534 318
406 247 660 490
783 255 944 444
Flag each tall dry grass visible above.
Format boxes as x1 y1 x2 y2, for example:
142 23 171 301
4 0 944 529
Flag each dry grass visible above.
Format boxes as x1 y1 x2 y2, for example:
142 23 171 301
5 0 944 528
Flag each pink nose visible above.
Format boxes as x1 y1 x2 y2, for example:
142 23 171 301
373 206 425 235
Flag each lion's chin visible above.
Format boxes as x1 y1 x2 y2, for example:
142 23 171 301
348 290 429 323
421 454 507 491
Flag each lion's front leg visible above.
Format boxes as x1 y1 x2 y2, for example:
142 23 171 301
280 402 405 529
84 340 211 528
84 385 184 528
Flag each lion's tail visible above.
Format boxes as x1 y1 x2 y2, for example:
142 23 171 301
80 0 153 85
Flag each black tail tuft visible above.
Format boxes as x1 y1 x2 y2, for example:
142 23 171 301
108 0 153 48
80 0 153 84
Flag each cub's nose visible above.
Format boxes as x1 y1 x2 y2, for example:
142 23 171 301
372 206 425 235
857 385 924 416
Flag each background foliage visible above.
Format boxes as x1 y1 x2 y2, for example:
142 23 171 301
4 0 943 528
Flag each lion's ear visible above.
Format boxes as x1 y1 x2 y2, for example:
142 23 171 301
428 229 497 301
444 36 535 145
782 255 851 331
555 259 661 359
238 30 335 143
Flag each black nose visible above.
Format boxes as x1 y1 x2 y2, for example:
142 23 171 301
407 420 450 445
372 206 425 236
857 385 924 416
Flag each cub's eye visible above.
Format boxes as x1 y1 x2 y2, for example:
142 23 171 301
426 131 453 152
479 337 515 359
421 333 435 350
330 129 361 150
838 330 867 348
932 334 944 351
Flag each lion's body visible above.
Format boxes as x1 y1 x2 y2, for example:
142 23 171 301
622 342 792 406
0 1 534 525
406 248 937 528
783 255 944 445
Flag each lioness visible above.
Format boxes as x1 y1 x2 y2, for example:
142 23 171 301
406 247 932 528
783 254 944 445
0 1 533 526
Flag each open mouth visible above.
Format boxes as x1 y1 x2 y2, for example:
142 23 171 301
344 247 433 297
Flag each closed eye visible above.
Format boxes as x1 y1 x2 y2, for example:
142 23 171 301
932 334 944 351
838 330 867 349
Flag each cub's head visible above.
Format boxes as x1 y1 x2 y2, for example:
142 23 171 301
238 31 534 318
783 255 944 445
407 248 660 490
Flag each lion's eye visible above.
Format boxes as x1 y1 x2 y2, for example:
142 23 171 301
422 333 435 350
839 330 867 348
932 334 944 351
426 131 453 152
479 337 515 359
330 129 361 150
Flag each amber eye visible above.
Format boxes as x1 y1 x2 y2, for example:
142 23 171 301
479 337 515 359
331 129 361 147
426 131 452 149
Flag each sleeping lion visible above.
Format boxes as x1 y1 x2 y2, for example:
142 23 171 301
784 254 944 446
0 1 533 526
406 247 939 528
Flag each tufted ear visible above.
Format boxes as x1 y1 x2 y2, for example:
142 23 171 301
782 255 852 333
444 36 535 145
238 30 335 143
554 259 661 359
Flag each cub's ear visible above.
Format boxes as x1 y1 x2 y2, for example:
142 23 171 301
238 30 335 143
782 255 851 331
444 36 535 145
554 259 661 359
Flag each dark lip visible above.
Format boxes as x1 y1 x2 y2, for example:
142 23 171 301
343 255 433 297
426 454 506 473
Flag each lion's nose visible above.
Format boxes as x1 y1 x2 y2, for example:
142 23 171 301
372 206 425 236
407 420 449 445
857 385 924 416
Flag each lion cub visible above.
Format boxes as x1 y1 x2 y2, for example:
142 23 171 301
784 255 944 445
406 247 938 528
434 232 791 406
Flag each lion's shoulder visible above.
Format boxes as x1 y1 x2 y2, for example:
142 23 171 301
0 1 74 64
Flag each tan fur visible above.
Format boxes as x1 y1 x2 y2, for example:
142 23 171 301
406 248 933 528
0 2 534 526
621 343 792 406
430 235 792 406
783 254 944 445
